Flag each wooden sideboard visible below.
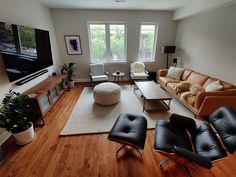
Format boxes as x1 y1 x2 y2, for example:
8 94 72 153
23 74 68 126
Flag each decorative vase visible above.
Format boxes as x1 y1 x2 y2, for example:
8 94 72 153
69 80 75 88
12 122 35 145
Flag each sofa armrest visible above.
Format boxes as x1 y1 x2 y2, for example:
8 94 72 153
158 69 168 79
173 146 212 169
197 96 236 117
194 89 236 109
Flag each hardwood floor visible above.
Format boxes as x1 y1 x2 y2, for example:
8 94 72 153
0 83 236 177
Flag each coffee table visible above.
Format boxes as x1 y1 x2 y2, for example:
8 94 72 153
134 81 172 112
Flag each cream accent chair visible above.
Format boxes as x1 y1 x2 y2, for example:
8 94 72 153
130 62 149 83
90 63 109 86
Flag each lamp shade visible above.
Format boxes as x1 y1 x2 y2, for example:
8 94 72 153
161 46 176 54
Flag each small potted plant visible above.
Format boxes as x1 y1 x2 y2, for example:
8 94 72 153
60 62 76 88
0 91 35 145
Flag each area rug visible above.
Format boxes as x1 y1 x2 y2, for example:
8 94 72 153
60 85 195 136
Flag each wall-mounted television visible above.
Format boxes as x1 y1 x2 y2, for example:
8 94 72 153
0 21 53 83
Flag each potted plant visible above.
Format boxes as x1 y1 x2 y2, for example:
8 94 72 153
0 91 35 145
60 62 76 88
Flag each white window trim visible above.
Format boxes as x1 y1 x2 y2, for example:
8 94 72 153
87 21 127 64
138 22 159 62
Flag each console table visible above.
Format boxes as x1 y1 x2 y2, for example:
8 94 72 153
23 74 68 126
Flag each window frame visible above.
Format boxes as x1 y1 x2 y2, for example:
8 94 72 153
138 22 159 62
87 21 127 64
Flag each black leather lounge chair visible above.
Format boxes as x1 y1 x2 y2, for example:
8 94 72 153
209 106 236 153
154 113 227 176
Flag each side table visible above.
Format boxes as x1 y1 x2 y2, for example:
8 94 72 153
112 72 125 85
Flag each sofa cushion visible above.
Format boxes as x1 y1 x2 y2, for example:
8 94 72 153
203 78 218 88
180 93 196 107
92 75 109 81
204 78 234 90
186 72 208 86
205 80 223 92
159 77 180 87
181 69 192 81
131 72 148 80
221 81 234 90
166 82 179 95
166 67 184 80
186 96 196 107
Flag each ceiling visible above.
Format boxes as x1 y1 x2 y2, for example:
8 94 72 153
34 0 189 10
34 0 235 20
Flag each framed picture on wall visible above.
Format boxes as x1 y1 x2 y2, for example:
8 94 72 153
64 35 82 55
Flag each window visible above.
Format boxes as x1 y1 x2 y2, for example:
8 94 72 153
138 23 158 62
88 22 126 63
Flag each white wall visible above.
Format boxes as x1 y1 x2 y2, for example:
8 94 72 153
173 0 233 20
175 4 236 85
0 0 61 143
51 9 177 81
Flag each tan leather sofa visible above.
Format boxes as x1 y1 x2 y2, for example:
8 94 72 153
158 68 236 118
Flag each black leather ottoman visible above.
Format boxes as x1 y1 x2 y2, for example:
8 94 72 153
108 113 147 157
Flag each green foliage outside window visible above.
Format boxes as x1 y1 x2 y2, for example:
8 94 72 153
110 25 125 60
90 25 106 60
90 24 125 62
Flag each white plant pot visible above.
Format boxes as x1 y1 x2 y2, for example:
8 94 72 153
69 80 75 88
12 122 36 145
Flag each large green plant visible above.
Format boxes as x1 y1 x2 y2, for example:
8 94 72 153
60 62 76 81
0 91 31 134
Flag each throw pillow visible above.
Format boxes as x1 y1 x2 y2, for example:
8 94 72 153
166 67 184 80
205 80 223 92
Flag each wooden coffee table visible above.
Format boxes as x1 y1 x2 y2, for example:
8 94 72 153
134 81 172 112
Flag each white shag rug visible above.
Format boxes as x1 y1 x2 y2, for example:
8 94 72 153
60 85 197 136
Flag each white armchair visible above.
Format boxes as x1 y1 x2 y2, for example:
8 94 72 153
90 63 109 86
130 62 149 82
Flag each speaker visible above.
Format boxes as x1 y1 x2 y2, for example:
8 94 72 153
15 69 48 85
173 58 178 63
148 71 157 81
161 46 176 54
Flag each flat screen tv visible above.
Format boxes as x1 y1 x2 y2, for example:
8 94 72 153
0 21 53 82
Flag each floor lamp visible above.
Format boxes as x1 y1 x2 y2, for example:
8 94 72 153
161 46 176 69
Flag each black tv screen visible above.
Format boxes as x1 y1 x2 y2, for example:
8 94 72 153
0 22 53 82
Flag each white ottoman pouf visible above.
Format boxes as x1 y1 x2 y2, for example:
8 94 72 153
93 82 121 105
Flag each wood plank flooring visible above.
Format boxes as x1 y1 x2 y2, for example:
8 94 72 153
0 83 236 177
